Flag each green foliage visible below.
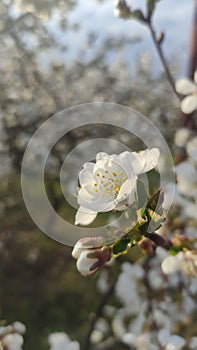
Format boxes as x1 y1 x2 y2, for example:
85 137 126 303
112 238 131 256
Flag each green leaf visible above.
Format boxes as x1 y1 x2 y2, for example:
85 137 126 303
112 238 131 256
169 246 182 256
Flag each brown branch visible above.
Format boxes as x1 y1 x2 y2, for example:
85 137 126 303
147 22 180 100
83 281 115 350
188 0 197 79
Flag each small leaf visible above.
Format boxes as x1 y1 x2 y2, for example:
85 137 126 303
112 238 131 256
132 9 145 22
169 246 181 256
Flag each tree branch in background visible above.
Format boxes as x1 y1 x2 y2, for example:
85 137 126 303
147 21 180 100
188 0 197 79
83 282 115 350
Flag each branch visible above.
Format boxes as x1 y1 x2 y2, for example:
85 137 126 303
147 22 180 100
83 281 115 350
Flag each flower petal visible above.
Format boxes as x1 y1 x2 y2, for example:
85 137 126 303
75 206 97 225
78 188 115 212
76 250 99 275
175 78 196 95
194 69 197 84
114 177 137 210
79 162 94 186
181 95 197 114
161 255 181 275
131 148 160 174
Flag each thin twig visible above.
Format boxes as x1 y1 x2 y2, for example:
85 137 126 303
147 21 181 100
83 281 115 350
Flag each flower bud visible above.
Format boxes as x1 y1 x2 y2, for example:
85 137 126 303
114 0 131 18
72 236 108 259
138 237 156 256
76 247 112 276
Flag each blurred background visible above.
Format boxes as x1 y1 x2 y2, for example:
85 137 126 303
0 0 195 349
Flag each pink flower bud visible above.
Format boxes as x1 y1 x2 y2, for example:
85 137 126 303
72 236 108 259
76 247 112 276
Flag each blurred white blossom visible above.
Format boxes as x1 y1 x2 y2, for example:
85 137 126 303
48 332 80 350
187 136 197 163
174 127 191 147
175 70 197 114
190 336 197 349
2 334 24 350
116 262 144 309
162 251 197 277
158 329 185 350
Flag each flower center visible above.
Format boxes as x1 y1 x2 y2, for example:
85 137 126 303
93 169 127 198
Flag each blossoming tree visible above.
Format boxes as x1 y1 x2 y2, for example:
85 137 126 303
0 1 197 350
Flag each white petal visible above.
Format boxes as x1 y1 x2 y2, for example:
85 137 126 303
158 329 170 346
194 69 197 84
75 206 97 225
78 187 97 201
96 152 109 161
175 78 196 95
161 255 180 274
115 177 137 210
78 188 115 212
181 95 197 114
79 162 94 186
76 250 98 275
166 335 185 350
2 334 23 350
131 148 160 174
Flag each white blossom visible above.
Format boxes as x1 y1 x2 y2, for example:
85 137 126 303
75 149 159 225
175 70 197 114
12 322 26 335
161 251 197 277
2 334 24 350
176 161 197 199
48 332 80 350
158 329 185 350
186 136 197 163
161 253 183 275
116 262 144 309
174 127 191 147
123 332 157 350
190 336 197 349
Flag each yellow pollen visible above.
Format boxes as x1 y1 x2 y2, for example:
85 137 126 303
102 175 105 178
120 171 123 175
115 186 120 193
112 172 117 176
94 183 97 186
105 170 108 173
94 189 98 192
123 177 127 181
96 173 100 176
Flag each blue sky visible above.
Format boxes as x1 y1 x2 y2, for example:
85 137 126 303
42 0 194 76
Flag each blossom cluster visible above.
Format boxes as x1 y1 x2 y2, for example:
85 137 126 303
0 321 26 350
72 148 162 275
